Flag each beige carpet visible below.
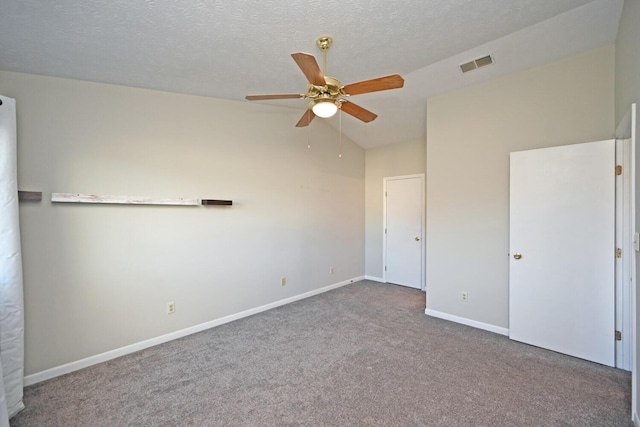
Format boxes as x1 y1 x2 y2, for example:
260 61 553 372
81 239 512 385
11 281 632 426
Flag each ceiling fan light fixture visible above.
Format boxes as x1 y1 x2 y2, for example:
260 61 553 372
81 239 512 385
311 99 338 118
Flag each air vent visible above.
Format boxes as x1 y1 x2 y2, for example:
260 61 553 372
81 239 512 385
475 55 494 68
459 61 477 73
459 54 495 74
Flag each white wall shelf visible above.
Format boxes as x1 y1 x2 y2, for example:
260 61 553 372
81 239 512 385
51 193 232 206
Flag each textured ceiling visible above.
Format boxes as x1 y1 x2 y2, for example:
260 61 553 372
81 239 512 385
0 0 624 148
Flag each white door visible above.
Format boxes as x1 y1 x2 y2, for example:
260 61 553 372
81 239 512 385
384 175 424 289
509 140 615 367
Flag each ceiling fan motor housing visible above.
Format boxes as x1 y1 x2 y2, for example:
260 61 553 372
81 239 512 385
306 76 344 100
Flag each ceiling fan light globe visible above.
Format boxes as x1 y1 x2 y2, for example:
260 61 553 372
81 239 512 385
312 101 338 118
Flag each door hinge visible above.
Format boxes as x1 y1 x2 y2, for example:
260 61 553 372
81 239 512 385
385 191 387 197
385 266 387 271
616 165 622 176
615 330 622 341
616 248 622 258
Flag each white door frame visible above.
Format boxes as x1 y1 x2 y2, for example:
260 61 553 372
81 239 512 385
615 103 637 384
615 138 633 371
383 174 426 290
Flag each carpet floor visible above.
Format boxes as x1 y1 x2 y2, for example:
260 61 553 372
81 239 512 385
11 280 632 426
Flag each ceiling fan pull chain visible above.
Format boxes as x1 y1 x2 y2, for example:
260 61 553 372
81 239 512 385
307 110 311 149
338 108 342 159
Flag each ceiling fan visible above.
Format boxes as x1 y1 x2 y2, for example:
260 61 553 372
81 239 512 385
245 36 405 127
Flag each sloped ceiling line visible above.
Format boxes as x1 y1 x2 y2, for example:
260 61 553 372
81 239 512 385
0 0 623 148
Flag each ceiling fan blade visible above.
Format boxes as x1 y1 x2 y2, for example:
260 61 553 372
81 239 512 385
296 108 316 128
295 109 316 127
340 101 377 123
291 52 326 86
245 94 304 101
343 74 405 96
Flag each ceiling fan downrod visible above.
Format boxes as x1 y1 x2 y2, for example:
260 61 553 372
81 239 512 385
316 36 332 77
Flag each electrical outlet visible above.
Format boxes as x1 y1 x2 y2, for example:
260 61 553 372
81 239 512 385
281 277 287 286
460 292 468 302
330 267 334 275
167 301 175 314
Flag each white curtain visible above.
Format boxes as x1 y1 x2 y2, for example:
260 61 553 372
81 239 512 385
0 96 24 425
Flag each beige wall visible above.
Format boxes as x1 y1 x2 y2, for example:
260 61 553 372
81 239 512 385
615 0 640 125
614 0 640 421
426 45 615 329
0 71 365 375
364 139 426 279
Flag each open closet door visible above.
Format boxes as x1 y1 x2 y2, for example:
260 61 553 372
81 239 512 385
509 140 615 367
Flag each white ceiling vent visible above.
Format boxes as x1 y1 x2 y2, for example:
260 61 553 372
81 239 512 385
459 54 495 74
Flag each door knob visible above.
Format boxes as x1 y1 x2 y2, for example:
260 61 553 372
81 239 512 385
415 237 420 241
513 253 522 260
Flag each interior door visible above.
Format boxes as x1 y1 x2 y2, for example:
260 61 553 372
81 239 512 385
509 140 615 367
385 175 424 289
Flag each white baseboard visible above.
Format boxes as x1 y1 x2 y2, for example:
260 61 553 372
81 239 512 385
633 411 639 427
24 276 365 386
424 308 509 336
364 275 385 283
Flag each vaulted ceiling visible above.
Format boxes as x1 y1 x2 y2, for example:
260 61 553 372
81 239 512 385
0 0 624 148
